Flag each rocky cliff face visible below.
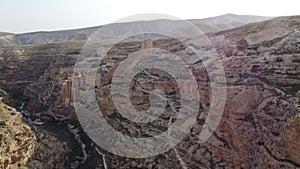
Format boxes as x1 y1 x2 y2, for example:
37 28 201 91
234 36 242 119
88 19 300 168
0 100 35 168
0 90 70 169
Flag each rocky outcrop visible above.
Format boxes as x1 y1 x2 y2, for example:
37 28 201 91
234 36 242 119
0 43 81 100
26 128 70 169
0 100 36 168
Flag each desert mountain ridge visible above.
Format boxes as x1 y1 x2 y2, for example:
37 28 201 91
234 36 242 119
0 13 271 46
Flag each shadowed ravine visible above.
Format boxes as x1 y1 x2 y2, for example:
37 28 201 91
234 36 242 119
17 100 92 169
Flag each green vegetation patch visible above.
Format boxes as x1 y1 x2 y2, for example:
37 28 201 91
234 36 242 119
279 84 300 95
258 76 300 95
22 138 34 147
0 88 7 97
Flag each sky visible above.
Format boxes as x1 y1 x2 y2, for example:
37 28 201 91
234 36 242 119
1 0 299 33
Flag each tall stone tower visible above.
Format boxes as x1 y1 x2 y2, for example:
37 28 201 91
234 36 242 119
141 39 153 49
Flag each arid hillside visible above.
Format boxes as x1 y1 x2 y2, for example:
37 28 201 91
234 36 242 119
0 14 269 46
0 15 299 169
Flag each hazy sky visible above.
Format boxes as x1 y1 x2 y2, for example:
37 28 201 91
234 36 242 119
1 0 299 33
